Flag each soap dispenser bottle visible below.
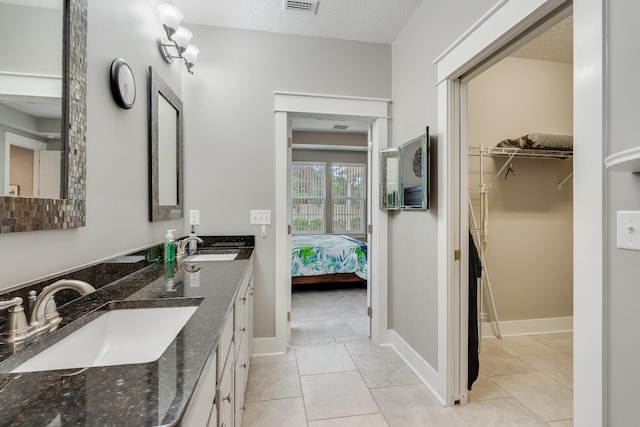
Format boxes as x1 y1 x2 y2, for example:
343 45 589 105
164 229 176 262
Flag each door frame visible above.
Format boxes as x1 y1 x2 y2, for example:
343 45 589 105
435 0 605 421
273 92 391 353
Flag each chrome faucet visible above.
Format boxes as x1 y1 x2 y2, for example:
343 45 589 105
176 236 203 259
30 279 96 328
1 279 95 346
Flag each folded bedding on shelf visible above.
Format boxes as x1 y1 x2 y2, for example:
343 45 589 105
496 133 573 150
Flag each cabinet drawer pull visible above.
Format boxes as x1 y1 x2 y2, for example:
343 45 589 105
241 297 247 303
224 393 231 402
241 327 246 332
241 363 247 369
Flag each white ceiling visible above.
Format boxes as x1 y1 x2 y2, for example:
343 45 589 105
172 0 423 44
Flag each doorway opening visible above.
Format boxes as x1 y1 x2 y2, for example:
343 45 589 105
431 0 602 411
463 13 575 418
270 92 390 356
289 118 372 343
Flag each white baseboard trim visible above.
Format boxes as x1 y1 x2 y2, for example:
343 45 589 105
387 330 446 405
251 337 285 356
481 316 573 338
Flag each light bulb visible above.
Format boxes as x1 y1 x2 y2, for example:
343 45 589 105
172 26 193 52
183 45 200 66
158 4 183 36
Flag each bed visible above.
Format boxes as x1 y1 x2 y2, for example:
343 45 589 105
291 234 368 285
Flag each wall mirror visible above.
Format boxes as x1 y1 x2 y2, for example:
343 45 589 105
149 67 183 222
399 127 429 210
379 148 399 209
0 0 87 233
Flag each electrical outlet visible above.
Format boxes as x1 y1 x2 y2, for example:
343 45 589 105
189 210 200 226
250 210 271 225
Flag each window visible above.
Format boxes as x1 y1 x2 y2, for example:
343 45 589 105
292 162 326 233
332 163 366 233
291 161 366 235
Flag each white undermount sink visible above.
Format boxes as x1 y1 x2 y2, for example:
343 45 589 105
186 253 238 262
11 304 198 373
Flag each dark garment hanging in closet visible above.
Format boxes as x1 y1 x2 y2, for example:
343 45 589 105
468 232 482 390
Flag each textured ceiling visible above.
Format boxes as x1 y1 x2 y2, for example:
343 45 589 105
172 0 423 44
511 15 573 64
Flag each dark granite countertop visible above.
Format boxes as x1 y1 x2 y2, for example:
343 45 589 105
0 243 254 426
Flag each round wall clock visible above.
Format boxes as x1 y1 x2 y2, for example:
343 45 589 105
110 58 136 109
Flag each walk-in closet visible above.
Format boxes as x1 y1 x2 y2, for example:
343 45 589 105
466 15 574 413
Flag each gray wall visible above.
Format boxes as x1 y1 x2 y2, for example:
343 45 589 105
606 0 640 425
390 0 496 367
0 0 184 290
182 26 391 338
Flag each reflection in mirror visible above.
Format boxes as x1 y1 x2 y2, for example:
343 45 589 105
0 0 87 234
6 132 61 198
149 67 183 221
0 0 63 198
157 95 178 206
379 148 399 210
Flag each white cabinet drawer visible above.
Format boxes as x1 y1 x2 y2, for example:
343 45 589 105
181 350 216 427
216 355 234 427
234 282 249 332
234 333 249 427
217 315 233 381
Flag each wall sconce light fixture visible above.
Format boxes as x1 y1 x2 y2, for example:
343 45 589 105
158 4 199 74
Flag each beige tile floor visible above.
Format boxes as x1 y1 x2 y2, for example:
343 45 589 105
243 286 574 426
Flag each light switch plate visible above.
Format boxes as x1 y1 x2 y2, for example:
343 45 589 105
189 210 200 226
617 211 640 250
250 210 271 225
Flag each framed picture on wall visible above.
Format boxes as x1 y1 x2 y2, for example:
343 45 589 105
8 185 19 197
399 126 429 210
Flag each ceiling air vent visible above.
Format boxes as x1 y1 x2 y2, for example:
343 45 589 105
283 0 319 14
333 124 349 130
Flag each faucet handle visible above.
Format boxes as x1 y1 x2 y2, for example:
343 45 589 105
0 297 23 312
0 297 30 344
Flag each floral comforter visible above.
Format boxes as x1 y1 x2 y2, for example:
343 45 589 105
291 234 368 280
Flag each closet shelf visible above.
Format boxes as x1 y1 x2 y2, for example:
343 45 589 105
468 146 573 159
605 146 640 172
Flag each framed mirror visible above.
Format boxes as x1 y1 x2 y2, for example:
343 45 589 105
148 67 183 222
399 127 429 210
379 148 399 210
0 0 87 233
